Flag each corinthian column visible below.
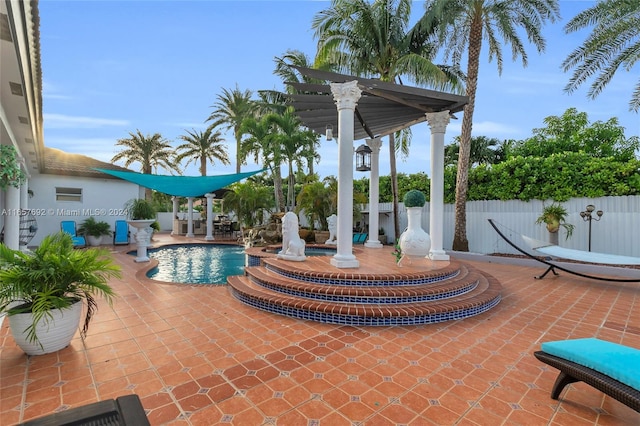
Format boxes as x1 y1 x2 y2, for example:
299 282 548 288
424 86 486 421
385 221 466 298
364 137 383 248
425 110 450 261
330 80 361 268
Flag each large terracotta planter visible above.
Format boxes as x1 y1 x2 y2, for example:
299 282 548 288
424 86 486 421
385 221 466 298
9 301 82 355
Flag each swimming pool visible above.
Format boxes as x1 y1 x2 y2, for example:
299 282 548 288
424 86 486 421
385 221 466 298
147 244 245 285
145 244 337 284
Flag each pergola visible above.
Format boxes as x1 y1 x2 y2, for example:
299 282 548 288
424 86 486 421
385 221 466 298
286 67 468 268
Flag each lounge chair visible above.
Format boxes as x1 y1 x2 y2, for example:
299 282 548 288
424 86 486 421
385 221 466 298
60 221 86 248
488 219 640 283
113 220 130 245
534 338 640 413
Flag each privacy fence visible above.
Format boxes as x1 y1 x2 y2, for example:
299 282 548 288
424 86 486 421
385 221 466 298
373 195 640 257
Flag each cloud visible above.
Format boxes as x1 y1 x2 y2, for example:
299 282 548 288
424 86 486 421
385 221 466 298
44 113 129 129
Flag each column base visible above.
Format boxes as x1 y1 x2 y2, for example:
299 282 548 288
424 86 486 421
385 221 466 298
429 250 450 261
134 256 150 263
364 240 383 249
205 235 215 241
186 233 195 238
331 254 360 268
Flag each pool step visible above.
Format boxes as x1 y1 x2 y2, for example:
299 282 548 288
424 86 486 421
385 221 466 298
227 256 502 326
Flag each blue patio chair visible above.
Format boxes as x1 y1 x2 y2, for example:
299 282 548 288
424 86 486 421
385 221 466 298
358 233 368 244
60 221 86 248
113 220 130 245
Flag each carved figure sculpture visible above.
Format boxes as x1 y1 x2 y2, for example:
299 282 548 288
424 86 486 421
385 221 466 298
277 212 306 261
326 214 337 245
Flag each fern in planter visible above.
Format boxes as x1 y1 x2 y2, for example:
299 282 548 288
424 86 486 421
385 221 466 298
536 203 574 239
125 198 157 220
0 232 120 353
78 217 112 238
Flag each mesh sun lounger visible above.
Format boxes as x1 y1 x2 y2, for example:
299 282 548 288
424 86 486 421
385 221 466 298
60 220 86 248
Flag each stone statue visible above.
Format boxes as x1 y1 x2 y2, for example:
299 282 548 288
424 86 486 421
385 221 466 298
277 212 306 261
326 214 337 245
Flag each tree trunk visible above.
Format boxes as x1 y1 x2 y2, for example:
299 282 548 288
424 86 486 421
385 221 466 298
452 12 482 252
273 165 285 213
235 130 241 174
200 157 206 176
389 134 400 240
287 161 295 211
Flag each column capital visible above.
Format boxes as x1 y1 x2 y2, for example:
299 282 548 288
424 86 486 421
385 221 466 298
330 80 362 110
425 110 451 134
204 193 215 199
366 137 383 153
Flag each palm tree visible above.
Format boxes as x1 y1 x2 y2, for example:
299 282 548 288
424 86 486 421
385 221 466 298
312 0 463 239
240 115 286 212
207 85 256 173
423 0 559 251
273 50 329 176
111 130 180 200
223 181 273 229
444 135 501 167
562 0 640 112
175 127 230 176
267 110 319 212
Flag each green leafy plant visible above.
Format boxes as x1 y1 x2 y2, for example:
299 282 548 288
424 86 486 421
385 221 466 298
403 189 426 208
0 145 27 190
0 232 121 346
125 198 157 220
536 203 574 239
78 217 112 238
392 239 402 264
150 221 160 231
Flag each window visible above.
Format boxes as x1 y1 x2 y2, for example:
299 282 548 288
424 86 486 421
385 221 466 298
56 187 82 202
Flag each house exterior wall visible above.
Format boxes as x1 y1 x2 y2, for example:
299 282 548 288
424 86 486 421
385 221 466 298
27 175 140 246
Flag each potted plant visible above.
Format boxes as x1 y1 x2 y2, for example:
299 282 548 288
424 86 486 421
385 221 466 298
296 181 335 243
398 190 431 265
78 217 112 246
0 232 121 355
0 145 26 190
536 203 574 244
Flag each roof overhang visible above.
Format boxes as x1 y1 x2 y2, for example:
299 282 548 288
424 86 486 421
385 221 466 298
285 67 468 141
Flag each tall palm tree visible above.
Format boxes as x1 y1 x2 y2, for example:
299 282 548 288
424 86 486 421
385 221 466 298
562 0 640 112
273 50 329 176
240 115 286 212
312 0 463 239
267 110 319 211
111 130 180 200
207 85 256 173
423 0 559 251
444 135 501 167
175 127 230 176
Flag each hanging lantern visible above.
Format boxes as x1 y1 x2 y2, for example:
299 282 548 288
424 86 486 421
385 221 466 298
355 144 372 172
325 124 333 141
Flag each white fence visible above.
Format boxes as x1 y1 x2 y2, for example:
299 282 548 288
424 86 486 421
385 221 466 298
370 196 640 257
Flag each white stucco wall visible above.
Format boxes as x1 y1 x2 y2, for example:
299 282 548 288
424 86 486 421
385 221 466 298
26 175 141 246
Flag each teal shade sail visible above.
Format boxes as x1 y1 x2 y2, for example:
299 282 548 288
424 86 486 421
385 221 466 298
95 168 265 197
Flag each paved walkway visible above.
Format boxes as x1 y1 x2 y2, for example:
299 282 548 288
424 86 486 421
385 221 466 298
1 234 639 425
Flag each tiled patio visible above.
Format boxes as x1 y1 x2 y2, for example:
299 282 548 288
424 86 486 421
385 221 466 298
1 234 639 425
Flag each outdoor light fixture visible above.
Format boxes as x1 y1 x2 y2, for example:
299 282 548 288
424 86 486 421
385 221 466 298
355 144 372 172
325 124 333 141
580 204 603 252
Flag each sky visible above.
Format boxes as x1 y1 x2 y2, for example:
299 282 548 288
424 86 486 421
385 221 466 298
38 0 639 180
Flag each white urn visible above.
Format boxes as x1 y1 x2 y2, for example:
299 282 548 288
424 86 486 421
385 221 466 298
398 207 431 265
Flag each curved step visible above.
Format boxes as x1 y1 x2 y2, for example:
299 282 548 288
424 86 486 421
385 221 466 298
245 263 479 304
263 258 462 287
227 262 502 326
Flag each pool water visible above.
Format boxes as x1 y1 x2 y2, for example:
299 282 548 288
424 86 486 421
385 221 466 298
147 244 245 284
